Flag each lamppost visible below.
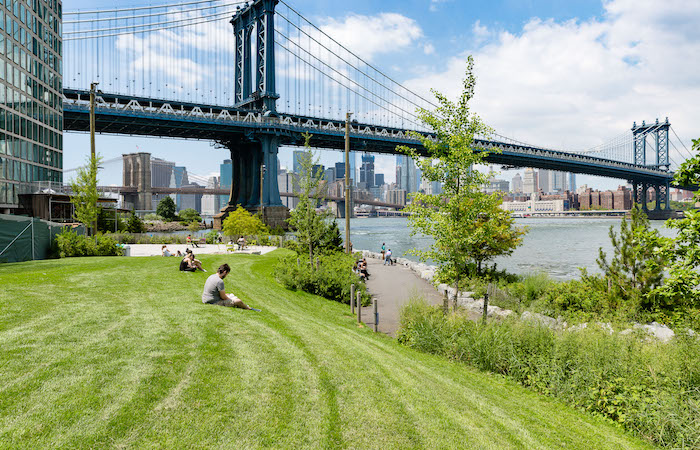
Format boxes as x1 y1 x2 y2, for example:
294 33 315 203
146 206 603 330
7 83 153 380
260 163 266 223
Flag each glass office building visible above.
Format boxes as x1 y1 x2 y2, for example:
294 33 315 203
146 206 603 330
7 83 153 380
0 0 62 212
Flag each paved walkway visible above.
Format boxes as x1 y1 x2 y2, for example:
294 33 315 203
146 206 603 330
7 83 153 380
361 258 445 337
125 244 277 257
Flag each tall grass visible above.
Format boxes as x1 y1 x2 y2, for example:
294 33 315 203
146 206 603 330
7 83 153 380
398 300 700 448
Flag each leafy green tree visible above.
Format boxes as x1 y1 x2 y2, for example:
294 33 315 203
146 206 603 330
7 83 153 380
397 56 526 303
652 138 700 311
597 206 667 307
126 211 145 233
287 133 334 264
222 205 268 237
179 208 201 223
70 153 102 236
156 196 177 221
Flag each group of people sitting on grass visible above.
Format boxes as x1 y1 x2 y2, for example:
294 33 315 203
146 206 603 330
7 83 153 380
179 249 206 272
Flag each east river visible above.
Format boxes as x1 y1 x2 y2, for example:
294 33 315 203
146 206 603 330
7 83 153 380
337 216 677 280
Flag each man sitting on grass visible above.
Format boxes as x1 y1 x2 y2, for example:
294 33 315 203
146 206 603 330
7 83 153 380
202 263 261 311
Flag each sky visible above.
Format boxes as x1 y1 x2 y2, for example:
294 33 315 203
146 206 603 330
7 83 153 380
62 0 700 190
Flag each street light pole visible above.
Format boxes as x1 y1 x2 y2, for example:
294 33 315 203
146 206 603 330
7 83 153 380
344 112 352 254
260 163 266 223
89 82 99 236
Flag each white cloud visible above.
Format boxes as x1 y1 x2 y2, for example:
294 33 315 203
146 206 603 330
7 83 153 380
318 13 423 61
403 0 700 188
423 43 435 55
429 0 450 13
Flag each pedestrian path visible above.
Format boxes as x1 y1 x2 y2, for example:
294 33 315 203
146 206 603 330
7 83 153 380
361 258 445 337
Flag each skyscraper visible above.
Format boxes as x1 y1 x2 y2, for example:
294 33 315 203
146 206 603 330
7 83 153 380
292 150 305 175
523 168 538 195
512 173 523 193
568 173 577 192
396 155 417 193
348 152 357 187
219 159 232 208
1 0 63 212
359 153 375 189
538 169 551 193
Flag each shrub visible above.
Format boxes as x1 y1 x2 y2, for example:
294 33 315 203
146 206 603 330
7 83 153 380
126 214 145 233
397 301 700 448
275 252 370 305
55 230 121 258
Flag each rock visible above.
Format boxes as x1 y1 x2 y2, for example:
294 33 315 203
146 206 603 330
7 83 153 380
420 270 435 281
619 328 635 336
634 322 675 342
437 284 449 296
595 322 614 335
688 329 697 337
521 311 558 329
568 323 588 332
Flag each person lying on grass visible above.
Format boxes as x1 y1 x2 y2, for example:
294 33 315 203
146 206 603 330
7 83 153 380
202 263 260 311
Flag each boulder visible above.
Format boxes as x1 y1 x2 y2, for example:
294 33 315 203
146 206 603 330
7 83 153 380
521 311 559 329
634 322 675 343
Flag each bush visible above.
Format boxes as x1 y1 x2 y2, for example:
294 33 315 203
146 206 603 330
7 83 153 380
275 252 370 305
55 230 122 258
126 214 145 233
143 213 163 221
397 302 700 448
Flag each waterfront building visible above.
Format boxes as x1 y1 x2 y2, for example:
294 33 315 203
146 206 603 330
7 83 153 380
0 0 63 213
292 150 305 175
170 166 188 210
500 198 568 213
511 173 523 193
523 168 538 195
387 188 407 207
219 159 232 208
551 171 568 193
613 186 633 210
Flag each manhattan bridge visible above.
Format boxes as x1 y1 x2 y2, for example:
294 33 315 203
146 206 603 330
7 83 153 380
61 0 696 226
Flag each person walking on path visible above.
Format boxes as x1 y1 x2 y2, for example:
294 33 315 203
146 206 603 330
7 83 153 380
202 263 260 310
381 242 386 260
384 248 392 265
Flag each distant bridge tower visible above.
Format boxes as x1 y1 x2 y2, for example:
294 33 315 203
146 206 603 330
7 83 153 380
215 0 287 229
631 118 671 214
122 152 152 212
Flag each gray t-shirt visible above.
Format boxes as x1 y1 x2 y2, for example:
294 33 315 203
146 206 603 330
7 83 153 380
202 274 225 303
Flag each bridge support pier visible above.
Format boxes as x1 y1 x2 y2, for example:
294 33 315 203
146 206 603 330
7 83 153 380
122 152 153 211
214 135 288 230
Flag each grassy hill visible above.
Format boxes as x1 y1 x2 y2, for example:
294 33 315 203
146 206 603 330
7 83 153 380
0 250 650 448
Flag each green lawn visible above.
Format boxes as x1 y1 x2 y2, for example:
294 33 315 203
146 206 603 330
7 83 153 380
0 250 651 448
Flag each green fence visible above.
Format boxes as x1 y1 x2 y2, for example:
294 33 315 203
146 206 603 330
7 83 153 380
0 214 84 264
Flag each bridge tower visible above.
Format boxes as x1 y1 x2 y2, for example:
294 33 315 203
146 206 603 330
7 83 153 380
215 0 287 229
122 152 153 212
631 118 671 215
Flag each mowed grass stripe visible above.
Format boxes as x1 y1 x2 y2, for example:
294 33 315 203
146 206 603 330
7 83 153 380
0 252 651 448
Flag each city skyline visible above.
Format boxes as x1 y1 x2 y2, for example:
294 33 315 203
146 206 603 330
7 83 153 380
62 0 700 193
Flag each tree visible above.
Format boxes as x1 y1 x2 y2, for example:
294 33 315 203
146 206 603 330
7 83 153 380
319 220 344 254
188 220 201 233
651 138 700 311
126 211 145 233
179 208 201 223
222 205 268 237
156 196 177 221
71 153 102 236
397 56 526 304
597 206 667 307
287 133 334 264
